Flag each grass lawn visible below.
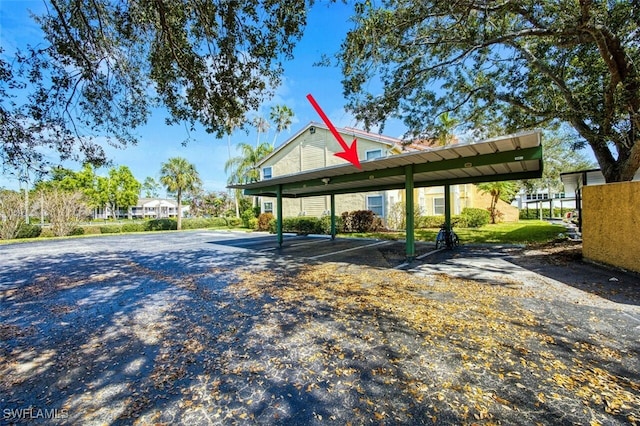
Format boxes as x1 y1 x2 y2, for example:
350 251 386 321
342 220 568 245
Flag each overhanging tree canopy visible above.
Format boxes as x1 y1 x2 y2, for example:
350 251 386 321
339 0 640 183
1 0 312 173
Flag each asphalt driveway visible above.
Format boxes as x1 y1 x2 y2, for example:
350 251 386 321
1 231 639 425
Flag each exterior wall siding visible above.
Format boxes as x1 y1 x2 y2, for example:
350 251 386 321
582 181 640 273
260 126 395 218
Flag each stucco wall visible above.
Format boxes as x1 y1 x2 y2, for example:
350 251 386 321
583 181 640 273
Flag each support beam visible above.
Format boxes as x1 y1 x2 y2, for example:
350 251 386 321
276 184 283 247
405 165 415 261
444 184 452 231
444 184 454 249
330 194 336 240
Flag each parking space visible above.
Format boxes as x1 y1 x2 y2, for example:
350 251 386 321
210 232 439 268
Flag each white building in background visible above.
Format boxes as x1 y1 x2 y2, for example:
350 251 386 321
93 198 188 220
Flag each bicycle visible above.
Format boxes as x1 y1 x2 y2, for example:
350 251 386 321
435 223 459 249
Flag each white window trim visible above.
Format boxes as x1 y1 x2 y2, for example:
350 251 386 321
365 149 384 160
262 166 272 180
434 197 445 215
367 195 384 217
263 201 273 213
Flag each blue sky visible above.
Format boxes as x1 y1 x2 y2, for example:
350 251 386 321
0 1 408 193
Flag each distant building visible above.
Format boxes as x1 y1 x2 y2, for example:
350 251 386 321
93 198 188 220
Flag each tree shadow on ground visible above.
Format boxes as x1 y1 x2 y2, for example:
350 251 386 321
504 242 640 306
1 238 639 425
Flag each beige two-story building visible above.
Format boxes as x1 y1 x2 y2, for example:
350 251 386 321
257 121 519 223
257 122 405 218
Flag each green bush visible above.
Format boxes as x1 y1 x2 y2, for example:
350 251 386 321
519 207 573 220
227 217 242 227
145 218 177 231
122 222 146 232
69 227 85 236
248 217 258 230
459 208 490 228
100 224 122 234
82 226 102 235
257 213 274 231
417 215 446 228
16 224 42 239
39 228 55 238
181 217 216 230
319 215 343 234
280 217 323 235
241 209 257 228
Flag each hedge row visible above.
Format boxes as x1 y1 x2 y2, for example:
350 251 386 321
519 208 573 220
263 215 343 235
9 217 243 239
414 208 490 229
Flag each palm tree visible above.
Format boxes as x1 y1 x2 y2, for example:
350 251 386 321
224 142 274 184
477 181 517 224
159 157 202 230
251 115 270 148
435 112 459 145
225 142 274 214
224 115 245 217
269 105 294 147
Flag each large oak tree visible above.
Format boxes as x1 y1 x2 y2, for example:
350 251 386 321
1 0 312 173
339 0 640 182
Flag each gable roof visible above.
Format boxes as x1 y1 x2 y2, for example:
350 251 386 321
257 121 404 167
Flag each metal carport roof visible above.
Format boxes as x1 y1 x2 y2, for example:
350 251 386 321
228 129 543 260
229 129 543 197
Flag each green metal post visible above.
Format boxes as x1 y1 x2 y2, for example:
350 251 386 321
405 165 415 261
276 184 283 247
330 194 336 240
444 184 451 230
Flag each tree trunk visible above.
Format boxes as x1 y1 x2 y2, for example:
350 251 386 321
176 190 182 230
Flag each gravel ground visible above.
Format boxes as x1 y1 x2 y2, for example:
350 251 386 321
0 233 639 425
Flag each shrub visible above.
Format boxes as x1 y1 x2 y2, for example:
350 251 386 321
100 225 122 234
69 227 85 236
257 213 274 231
122 222 146 232
519 207 573 220
248 217 258 230
39 228 55 238
241 208 257 228
417 215 446 229
319 215 343 235
82 226 102 235
227 217 242 227
459 208 490 228
341 210 380 233
181 217 216 230
145 218 177 231
15 224 42 239
281 217 323 235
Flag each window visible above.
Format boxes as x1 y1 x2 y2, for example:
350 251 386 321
262 166 272 180
365 149 384 160
434 197 445 215
367 195 384 216
263 202 273 214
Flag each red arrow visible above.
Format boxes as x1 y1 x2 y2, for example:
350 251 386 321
306 94 361 169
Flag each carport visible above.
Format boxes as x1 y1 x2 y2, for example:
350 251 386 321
229 129 543 260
